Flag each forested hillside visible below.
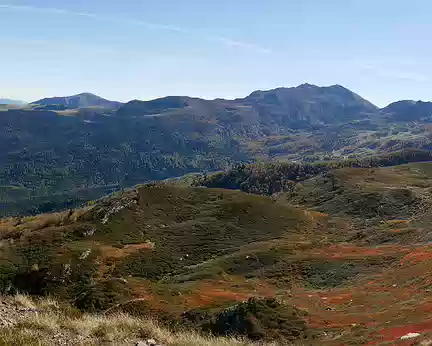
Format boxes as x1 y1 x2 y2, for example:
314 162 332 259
1 84 432 216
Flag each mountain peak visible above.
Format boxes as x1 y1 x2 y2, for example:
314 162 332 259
118 96 192 116
296 83 319 89
31 93 122 109
74 92 98 97
248 83 363 97
328 84 349 90
297 83 358 94
381 99 432 121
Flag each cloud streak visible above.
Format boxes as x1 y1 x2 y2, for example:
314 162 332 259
213 37 272 54
360 61 427 83
0 3 272 54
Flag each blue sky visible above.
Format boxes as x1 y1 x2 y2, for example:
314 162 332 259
0 0 430 106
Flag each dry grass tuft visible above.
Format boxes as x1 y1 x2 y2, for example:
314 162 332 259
14 294 37 309
0 296 266 346
0 206 92 239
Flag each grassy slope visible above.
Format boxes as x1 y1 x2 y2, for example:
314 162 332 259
0 295 258 346
281 163 432 344
0 163 432 344
284 162 432 242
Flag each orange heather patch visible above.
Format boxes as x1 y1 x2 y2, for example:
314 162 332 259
366 279 380 286
100 243 154 259
379 321 432 342
288 244 431 345
127 277 152 293
183 287 253 308
325 292 354 305
400 246 432 265
182 279 275 309
422 302 432 314
96 243 154 278
304 210 329 219
126 279 172 312
309 244 412 260
307 312 371 329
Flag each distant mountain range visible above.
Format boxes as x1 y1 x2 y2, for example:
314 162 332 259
22 86 432 125
117 84 379 133
1 83 432 216
3 85 432 345
31 92 122 110
381 100 432 122
0 98 26 105
117 84 432 127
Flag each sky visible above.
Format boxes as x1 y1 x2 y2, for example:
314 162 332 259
0 0 431 106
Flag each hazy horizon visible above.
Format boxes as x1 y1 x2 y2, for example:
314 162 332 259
0 83 427 108
1 0 431 107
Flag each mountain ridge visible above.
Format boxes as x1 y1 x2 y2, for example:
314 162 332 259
31 92 122 109
1 83 432 216
381 99 432 121
1 84 432 343
21 84 432 113
117 83 379 130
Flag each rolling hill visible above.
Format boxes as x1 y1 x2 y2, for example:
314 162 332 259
381 100 432 122
0 160 431 344
31 92 122 110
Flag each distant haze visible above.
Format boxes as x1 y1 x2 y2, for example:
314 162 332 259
0 99 26 105
0 1 431 106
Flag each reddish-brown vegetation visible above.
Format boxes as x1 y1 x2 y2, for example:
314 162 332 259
100 243 154 259
182 279 276 309
400 246 432 265
307 244 412 260
378 321 432 342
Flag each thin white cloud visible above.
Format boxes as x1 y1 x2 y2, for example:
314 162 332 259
359 60 427 83
0 4 66 14
125 18 183 32
74 11 99 18
383 71 426 83
213 36 272 54
2 37 121 54
0 3 272 54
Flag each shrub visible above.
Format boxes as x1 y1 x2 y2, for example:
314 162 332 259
182 297 309 342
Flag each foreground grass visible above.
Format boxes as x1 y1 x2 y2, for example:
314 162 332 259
0 295 271 346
